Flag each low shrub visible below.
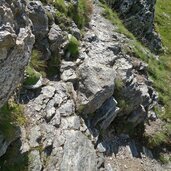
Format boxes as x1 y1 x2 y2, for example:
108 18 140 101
66 35 80 58
24 66 41 86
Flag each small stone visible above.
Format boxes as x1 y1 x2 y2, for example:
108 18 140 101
46 107 56 121
50 110 61 127
58 100 75 117
97 143 106 153
28 126 41 148
42 86 56 99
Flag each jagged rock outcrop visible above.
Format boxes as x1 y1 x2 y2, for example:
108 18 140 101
0 1 167 170
0 0 34 108
12 4 161 171
104 0 162 53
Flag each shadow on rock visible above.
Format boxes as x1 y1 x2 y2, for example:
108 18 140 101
0 139 29 171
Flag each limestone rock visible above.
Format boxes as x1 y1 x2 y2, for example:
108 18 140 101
77 59 115 115
28 150 43 171
0 0 35 108
60 130 97 171
93 97 120 130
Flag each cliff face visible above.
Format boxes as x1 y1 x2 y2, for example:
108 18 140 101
104 0 162 53
0 0 34 108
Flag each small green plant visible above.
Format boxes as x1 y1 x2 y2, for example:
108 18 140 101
54 0 67 14
0 99 26 140
66 35 80 58
55 11 72 30
24 66 41 86
67 0 93 29
46 54 61 78
148 132 167 148
159 154 170 164
30 50 47 74
114 78 131 113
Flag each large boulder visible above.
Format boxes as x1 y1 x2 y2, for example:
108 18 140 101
0 0 35 108
77 59 115 116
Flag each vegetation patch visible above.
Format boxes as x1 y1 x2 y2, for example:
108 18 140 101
0 139 28 171
66 35 80 59
0 99 26 140
24 66 41 86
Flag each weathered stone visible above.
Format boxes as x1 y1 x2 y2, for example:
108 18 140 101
93 97 120 130
58 100 75 116
60 130 97 171
0 0 34 108
42 85 56 99
28 1 48 37
28 126 42 148
61 69 77 83
28 150 42 171
48 23 65 53
77 59 115 115
61 116 80 130
97 143 106 153
50 110 61 127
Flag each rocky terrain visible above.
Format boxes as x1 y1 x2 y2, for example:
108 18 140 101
0 0 34 108
0 0 171 171
104 0 163 53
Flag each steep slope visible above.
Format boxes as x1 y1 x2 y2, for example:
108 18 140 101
0 2 169 171
0 0 171 170
103 0 162 53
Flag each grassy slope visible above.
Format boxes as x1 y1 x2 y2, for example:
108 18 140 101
154 0 171 120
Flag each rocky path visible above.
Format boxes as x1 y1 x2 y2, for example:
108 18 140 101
19 4 169 171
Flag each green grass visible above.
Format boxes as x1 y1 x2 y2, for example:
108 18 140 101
46 54 61 78
0 100 26 140
100 1 171 147
66 35 80 58
54 0 67 14
154 0 171 120
24 66 41 86
30 50 47 75
53 0 93 29
68 0 93 29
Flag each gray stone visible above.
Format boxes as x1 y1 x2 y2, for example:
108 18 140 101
48 24 65 52
58 100 75 116
97 143 106 153
61 116 80 130
93 97 120 130
46 107 56 121
60 130 97 171
50 110 61 127
60 61 76 72
0 0 35 108
28 150 42 171
42 85 56 99
77 59 115 115
28 1 48 37
28 126 42 148
61 69 77 83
